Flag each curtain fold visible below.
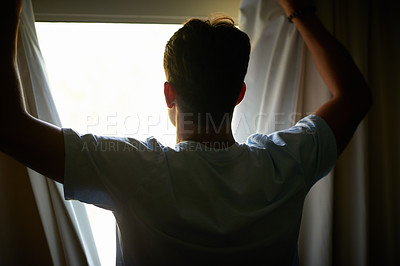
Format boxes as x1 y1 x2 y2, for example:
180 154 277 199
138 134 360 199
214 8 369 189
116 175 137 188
367 1 400 263
0 0 100 265
295 48 334 266
327 0 400 264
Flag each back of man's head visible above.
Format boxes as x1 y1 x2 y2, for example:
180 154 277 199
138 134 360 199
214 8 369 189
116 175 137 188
164 16 251 125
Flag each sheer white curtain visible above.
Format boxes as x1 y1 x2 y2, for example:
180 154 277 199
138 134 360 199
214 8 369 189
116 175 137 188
0 0 100 265
235 1 334 265
233 0 307 141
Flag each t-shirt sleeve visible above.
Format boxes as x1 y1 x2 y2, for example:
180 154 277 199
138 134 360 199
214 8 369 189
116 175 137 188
247 115 337 189
62 128 163 210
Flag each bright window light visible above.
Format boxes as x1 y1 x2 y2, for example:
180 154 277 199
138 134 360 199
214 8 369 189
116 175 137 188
36 22 181 266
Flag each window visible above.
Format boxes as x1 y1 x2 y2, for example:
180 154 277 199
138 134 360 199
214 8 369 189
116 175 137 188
36 22 181 266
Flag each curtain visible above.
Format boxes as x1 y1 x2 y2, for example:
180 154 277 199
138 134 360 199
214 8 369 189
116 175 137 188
237 0 400 265
323 0 400 265
233 0 306 141
235 1 333 265
0 0 100 265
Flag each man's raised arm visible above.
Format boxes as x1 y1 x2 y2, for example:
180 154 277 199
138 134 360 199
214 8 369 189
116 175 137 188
0 1 65 183
278 0 372 156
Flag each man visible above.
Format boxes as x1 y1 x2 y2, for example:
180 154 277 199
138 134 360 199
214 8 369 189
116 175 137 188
0 0 371 265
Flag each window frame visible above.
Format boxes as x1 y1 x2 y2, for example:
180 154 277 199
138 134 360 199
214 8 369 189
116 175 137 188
32 0 241 24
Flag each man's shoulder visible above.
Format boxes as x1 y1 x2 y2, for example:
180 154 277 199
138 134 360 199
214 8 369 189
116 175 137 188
245 114 336 152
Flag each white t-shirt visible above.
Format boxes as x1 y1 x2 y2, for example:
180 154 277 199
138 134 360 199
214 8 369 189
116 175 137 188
63 114 336 266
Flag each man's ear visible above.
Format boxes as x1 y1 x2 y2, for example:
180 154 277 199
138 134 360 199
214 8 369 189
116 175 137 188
236 83 246 106
164 82 176 108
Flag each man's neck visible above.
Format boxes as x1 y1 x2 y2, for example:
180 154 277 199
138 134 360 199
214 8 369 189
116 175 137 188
175 115 236 147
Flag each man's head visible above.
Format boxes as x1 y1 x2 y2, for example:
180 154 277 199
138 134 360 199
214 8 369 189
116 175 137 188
163 16 250 126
